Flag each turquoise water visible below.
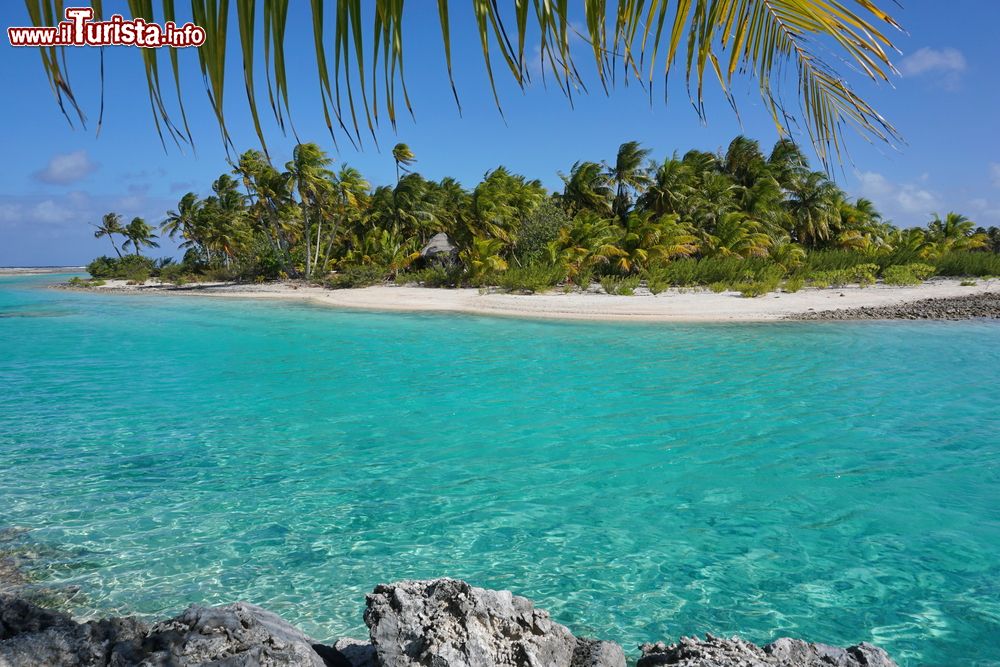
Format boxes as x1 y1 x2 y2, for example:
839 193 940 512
1 275 998 666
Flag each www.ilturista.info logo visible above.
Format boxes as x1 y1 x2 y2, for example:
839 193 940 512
8 7 205 48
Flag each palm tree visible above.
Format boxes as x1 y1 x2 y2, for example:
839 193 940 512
700 212 772 259
638 158 694 219
162 193 202 242
605 141 652 221
688 171 738 233
927 212 987 253
547 212 624 284
468 167 546 247
32 2 902 164
767 139 808 188
285 142 334 278
723 136 767 188
460 237 508 283
319 165 372 271
392 143 416 184
233 149 297 273
93 212 124 258
559 161 613 217
785 171 839 247
121 217 159 257
615 211 697 273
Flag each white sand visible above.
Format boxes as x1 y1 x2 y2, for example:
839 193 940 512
80 277 999 322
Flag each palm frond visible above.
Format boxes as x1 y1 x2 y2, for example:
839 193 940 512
26 0 902 163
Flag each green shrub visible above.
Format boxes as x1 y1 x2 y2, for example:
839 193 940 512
808 270 841 287
600 275 640 295
805 249 880 272
783 276 805 293
644 269 671 295
497 263 565 293
122 266 150 284
87 255 157 280
932 251 1000 277
327 265 387 288
910 263 936 280
665 258 698 286
734 282 770 298
882 264 923 286
86 256 118 278
573 266 596 290
851 263 879 287
708 281 728 293
516 200 568 264
67 276 106 288
960 279 977 286
159 263 190 285
396 265 463 288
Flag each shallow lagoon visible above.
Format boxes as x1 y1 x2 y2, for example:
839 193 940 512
1 275 998 665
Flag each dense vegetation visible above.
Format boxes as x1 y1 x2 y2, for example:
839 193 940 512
86 137 1000 295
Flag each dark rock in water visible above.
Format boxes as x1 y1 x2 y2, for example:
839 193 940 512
419 233 458 268
638 635 769 666
572 636 627 666
364 578 625 667
0 596 345 667
766 637 897 666
637 633 898 667
334 637 378 667
789 292 1000 321
0 594 148 666
140 602 334 666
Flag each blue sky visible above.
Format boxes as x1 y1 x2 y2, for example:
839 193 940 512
1 1 998 266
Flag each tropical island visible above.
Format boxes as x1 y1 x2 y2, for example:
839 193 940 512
70 136 1000 320
6 1 1000 666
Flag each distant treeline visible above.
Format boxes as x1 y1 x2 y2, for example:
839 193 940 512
84 136 1000 294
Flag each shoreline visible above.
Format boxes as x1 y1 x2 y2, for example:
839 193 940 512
1 266 84 275
0 577 899 666
61 277 1000 323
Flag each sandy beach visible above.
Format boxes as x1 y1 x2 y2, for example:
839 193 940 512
72 277 1000 322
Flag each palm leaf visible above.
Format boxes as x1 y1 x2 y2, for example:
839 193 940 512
25 0 902 164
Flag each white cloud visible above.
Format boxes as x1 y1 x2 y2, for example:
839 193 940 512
899 47 966 76
990 163 1000 188
33 150 98 185
968 197 1000 222
856 171 893 198
0 203 24 223
31 200 75 224
896 186 939 214
855 171 940 224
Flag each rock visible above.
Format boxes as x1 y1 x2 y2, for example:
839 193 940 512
637 634 898 667
766 637 897 666
364 578 624 667
419 233 458 268
789 292 1000 321
0 596 347 667
638 634 771 666
1 583 899 667
0 594 148 666
140 602 334 666
333 638 378 667
572 636 627 667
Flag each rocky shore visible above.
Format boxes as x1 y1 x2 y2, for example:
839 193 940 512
790 292 1000 321
0 578 899 666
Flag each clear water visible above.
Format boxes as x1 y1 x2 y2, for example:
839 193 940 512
1 275 998 667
